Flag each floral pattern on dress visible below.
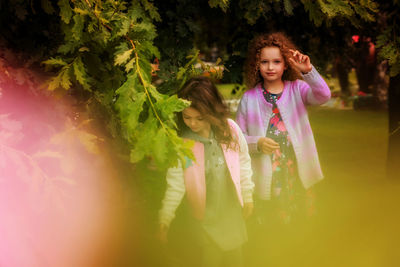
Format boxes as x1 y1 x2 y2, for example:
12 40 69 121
263 86 315 224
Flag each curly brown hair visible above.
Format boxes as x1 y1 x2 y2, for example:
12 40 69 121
177 76 238 150
244 32 302 89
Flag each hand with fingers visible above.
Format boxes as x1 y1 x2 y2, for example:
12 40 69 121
158 223 169 244
242 202 254 219
289 49 312 74
257 137 280 155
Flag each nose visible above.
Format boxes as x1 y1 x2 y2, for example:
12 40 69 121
189 120 197 128
267 62 273 70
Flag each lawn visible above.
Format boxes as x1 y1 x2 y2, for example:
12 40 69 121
245 106 400 267
216 81 398 267
128 96 399 267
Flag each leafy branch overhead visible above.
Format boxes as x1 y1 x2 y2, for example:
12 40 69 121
39 0 398 172
42 0 197 169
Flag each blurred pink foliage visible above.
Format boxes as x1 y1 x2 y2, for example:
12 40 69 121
0 50 121 267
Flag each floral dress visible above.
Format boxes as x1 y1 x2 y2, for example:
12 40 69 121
262 86 315 225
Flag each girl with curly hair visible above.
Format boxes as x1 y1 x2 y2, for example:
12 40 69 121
159 76 254 267
236 32 331 225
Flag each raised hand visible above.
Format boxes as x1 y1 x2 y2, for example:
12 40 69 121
289 49 312 74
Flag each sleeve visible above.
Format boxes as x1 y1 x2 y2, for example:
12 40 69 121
299 65 331 105
229 119 254 203
158 162 186 227
235 94 263 154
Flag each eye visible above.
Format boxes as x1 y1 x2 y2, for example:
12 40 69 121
274 60 281 63
197 117 204 121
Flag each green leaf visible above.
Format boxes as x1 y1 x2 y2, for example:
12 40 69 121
73 56 90 90
79 47 90 52
115 72 148 137
58 41 78 54
73 7 90 15
41 0 55 14
155 95 190 123
152 128 168 164
72 14 85 41
146 83 163 102
208 0 229 12
46 66 71 91
127 3 145 21
137 57 153 85
115 47 134 66
167 128 195 168
139 40 160 59
301 1 323 26
283 0 294 15
47 73 62 91
126 91 147 131
60 67 72 90
140 0 161 21
117 18 132 37
58 0 73 24
42 58 68 67
116 72 139 96
130 112 158 163
125 57 136 72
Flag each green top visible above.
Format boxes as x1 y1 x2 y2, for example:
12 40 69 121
183 129 247 251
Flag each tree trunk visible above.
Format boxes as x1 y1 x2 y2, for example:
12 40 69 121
387 74 400 179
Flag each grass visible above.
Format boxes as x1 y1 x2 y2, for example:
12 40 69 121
213 74 397 266
245 106 399 267
130 101 398 267
216 83 245 99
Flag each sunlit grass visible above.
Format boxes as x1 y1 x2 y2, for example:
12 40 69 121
213 75 397 266
245 107 398 267
216 83 246 99
133 94 398 267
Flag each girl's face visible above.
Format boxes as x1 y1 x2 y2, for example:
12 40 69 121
182 107 211 138
258 46 286 84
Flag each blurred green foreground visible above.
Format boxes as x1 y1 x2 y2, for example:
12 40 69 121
126 105 398 267
244 107 398 267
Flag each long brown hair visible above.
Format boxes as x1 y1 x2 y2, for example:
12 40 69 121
177 76 237 149
244 32 302 89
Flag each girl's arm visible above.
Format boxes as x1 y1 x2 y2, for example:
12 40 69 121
159 162 186 228
300 65 331 105
236 95 265 154
289 50 331 105
229 119 254 203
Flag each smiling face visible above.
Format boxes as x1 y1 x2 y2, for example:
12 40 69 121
258 46 286 85
182 107 211 138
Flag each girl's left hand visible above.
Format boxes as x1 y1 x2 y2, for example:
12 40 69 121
289 49 312 74
158 223 169 244
243 202 254 219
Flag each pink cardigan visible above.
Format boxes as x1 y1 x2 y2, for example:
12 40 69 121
236 66 331 200
159 119 254 226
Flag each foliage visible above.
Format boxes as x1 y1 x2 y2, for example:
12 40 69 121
301 0 377 27
375 2 400 77
38 0 196 169
3 0 400 172
39 0 227 170
236 0 377 26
